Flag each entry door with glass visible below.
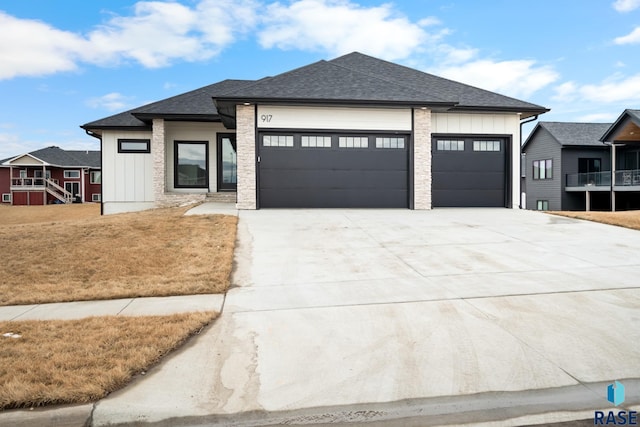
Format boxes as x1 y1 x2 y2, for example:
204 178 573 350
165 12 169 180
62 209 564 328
217 134 237 191
65 182 81 200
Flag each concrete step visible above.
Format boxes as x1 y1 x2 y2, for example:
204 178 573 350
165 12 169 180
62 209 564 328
205 192 237 203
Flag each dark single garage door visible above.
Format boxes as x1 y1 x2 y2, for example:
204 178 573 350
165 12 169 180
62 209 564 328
432 137 509 207
259 132 408 208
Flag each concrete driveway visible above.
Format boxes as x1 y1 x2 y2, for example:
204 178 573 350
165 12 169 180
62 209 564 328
94 208 640 426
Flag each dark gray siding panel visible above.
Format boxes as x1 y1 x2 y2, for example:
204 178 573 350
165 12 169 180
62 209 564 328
259 134 408 208
522 127 562 210
432 137 507 207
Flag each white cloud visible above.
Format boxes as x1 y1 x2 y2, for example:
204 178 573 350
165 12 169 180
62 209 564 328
579 73 640 103
613 0 640 12
614 27 640 44
257 0 427 60
577 112 618 122
552 81 578 102
0 1 257 79
434 59 559 98
86 92 134 111
0 12 89 79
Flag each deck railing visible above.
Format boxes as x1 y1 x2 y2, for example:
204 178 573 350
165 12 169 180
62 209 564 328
565 169 640 188
565 171 611 187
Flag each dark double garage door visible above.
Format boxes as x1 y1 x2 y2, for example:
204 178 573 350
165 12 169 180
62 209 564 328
258 133 408 208
257 133 509 208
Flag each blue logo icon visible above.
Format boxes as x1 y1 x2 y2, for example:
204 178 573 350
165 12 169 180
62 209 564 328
608 381 625 407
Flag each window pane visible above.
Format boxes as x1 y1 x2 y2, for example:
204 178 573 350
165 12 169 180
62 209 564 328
176 143 207 187
545 160 553 178
120 141 149 152
91 171 102 184
533 161 540 180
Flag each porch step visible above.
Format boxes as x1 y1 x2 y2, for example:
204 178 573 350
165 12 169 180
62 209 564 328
205 192 237 203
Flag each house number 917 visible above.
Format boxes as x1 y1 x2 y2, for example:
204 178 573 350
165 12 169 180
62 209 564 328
260 114 273 123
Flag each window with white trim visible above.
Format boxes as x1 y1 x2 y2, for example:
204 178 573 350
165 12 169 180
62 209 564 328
376 137 405 149
301 136 332 148
263 135 294 147
2 193 10 203
436 140 465 151
338 136 368 148
92 193 101 202
473 140 501 152
19 170 27 179
90 171 101 184
34 170 51 179
64 170 81 179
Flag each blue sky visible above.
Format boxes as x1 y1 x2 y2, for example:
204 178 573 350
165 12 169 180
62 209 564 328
1 0 640 159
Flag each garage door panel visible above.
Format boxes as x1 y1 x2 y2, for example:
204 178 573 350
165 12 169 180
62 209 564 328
432 137 507 207
259 133 408 208
260 188 407 208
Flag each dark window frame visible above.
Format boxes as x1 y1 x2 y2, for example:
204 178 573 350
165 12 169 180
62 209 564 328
533 159 553 180
174 141 209 189
118 139 151 154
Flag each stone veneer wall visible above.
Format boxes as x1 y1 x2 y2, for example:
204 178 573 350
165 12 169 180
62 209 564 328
413 108 432 209
151 118 206 208
236 104 257 209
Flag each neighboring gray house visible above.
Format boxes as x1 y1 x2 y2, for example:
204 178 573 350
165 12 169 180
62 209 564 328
522 110 640 211
522 122 611 211
81 52 548 214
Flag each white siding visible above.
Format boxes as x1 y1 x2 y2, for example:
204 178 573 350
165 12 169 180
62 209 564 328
257 105 412 131
433 112 522 208
164 122 228 192
102 130 153 205
8 155 44 166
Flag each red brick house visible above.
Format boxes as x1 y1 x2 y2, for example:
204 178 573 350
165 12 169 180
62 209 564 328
0 146 101 205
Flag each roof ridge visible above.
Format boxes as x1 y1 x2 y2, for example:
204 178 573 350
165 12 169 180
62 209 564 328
328 54 451 104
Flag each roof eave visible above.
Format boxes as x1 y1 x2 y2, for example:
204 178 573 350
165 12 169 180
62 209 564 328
450 105 550 119
132 113 222 122
214 97 457 109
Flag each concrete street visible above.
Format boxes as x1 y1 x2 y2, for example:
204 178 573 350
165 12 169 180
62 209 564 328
83 209 640 425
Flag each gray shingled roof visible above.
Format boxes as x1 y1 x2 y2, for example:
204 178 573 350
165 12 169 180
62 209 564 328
1 146 100 168
82 79 254 129
83 52 549 130
523 122 611 150
329 52 546 112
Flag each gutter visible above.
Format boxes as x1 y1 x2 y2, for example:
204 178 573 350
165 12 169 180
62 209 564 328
85 129 104 216
519 114 540 209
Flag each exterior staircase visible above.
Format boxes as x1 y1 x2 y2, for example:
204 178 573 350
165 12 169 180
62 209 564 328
45 179 74 203
205 192 237 203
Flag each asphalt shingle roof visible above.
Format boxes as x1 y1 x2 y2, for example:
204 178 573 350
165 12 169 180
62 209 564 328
1 146 100 167
82 79 254 129
524 122 611 150
600 109 640 142
83 52 549 130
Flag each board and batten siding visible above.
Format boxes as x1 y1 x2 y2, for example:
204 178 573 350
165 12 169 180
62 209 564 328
432 112 521 208
102 130 154 214
164 122 227 192
256 106 412 130
522 127 562 210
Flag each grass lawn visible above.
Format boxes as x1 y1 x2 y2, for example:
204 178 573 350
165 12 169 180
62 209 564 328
0 204 237 305
0 203 236 410
0 312 216 410
551 210 640 231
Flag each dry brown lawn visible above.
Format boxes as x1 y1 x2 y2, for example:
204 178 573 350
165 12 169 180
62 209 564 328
0 205 237 305
552 210 640 231
0 312 216 409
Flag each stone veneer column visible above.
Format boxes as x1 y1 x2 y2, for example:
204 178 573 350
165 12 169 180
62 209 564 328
236 104 257 209
413 108 432 209
152 118 166 205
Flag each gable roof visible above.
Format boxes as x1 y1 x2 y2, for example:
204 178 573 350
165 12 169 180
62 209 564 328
600 109 640 142
1 146 100 168
83 52 549 132
522 122 611 151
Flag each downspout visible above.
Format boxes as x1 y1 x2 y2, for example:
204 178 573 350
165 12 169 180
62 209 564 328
519 114 539 209
85 129 103 215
